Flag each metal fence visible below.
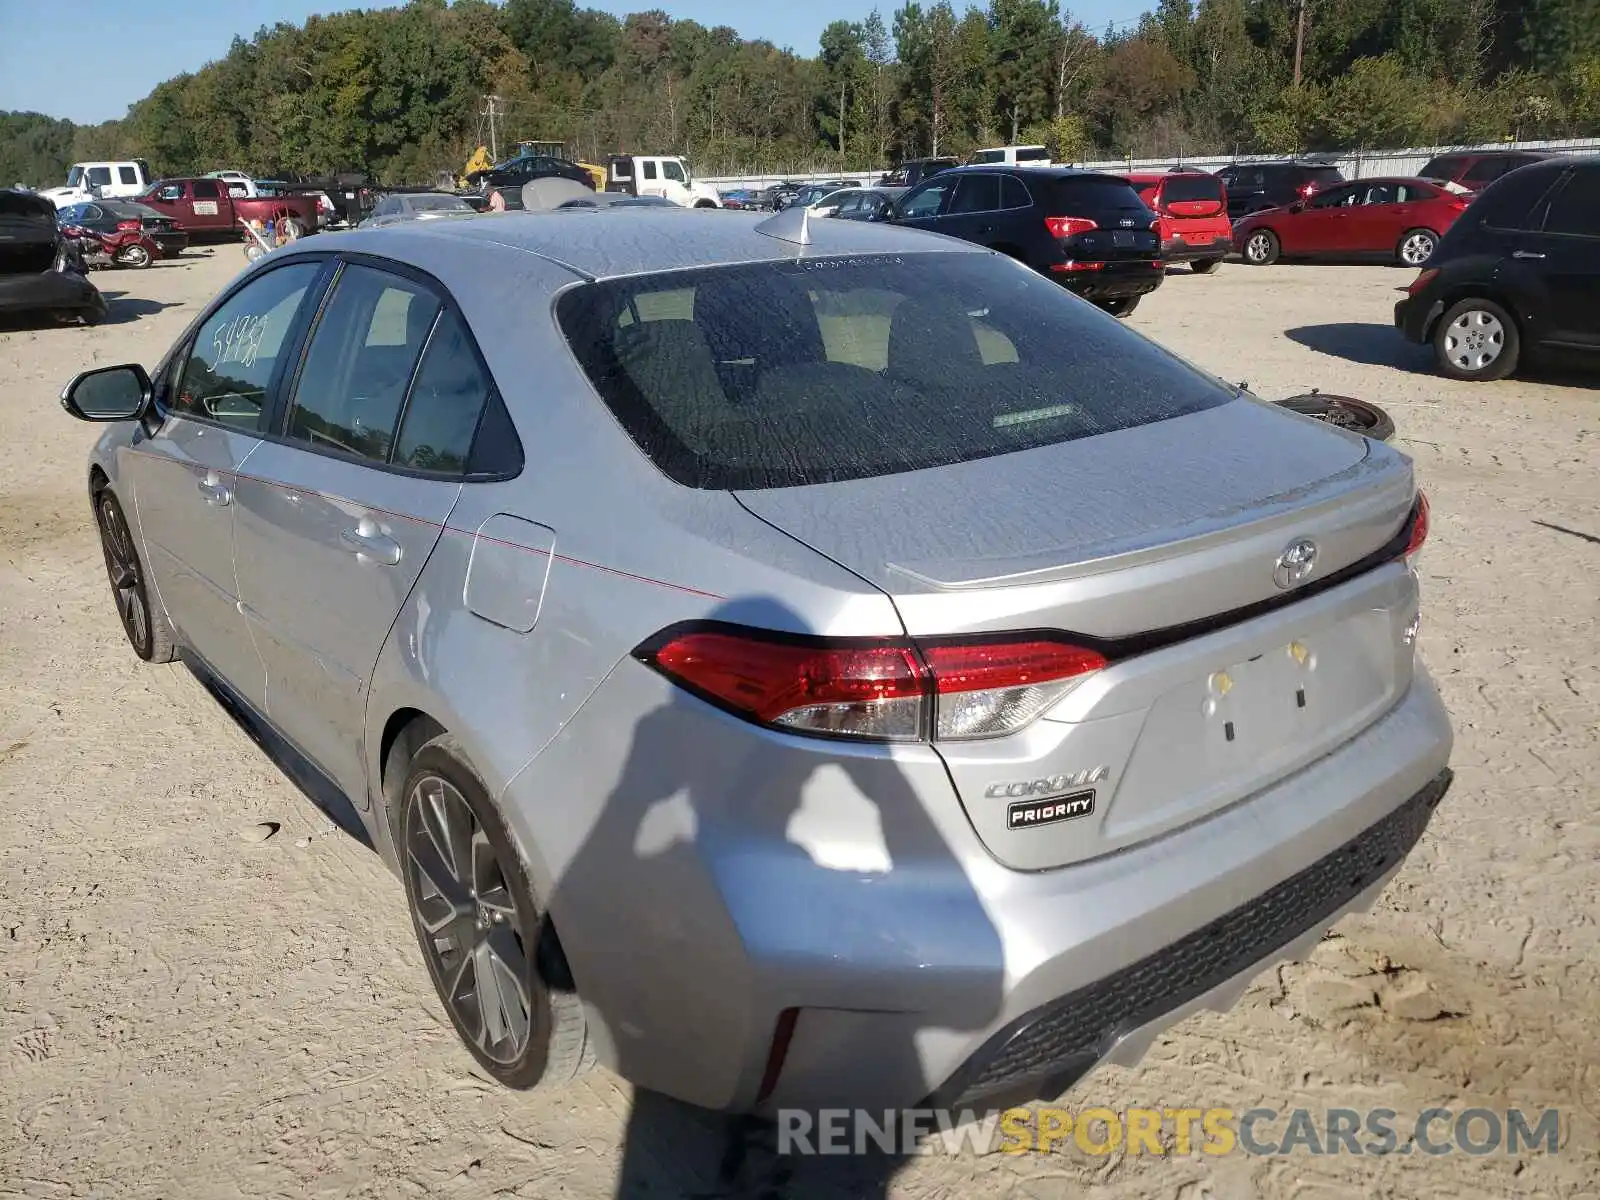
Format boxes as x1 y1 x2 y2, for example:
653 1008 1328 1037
701 137 1600 194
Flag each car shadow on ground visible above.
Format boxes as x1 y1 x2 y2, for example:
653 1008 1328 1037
1285 323 1434 373
97 291 184 325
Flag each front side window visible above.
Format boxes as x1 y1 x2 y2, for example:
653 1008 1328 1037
556 254 1235 489
171 262 323 431
87 167 111 188
1362 183 1400 206
1308 185 1356 209
153 183 183 202
286 265 442 464
899 178 954 219
662 160 687 184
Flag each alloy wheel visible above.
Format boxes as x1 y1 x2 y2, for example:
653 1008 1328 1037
1246 232 1271 263
404 774 533 1065
1400 232 1435 266
97 494 149 654
1442 309 1505 374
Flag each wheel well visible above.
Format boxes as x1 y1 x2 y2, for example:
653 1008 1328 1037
694 199 716 208
89 465 109 492
378 708 447 802
1423 285 1519 343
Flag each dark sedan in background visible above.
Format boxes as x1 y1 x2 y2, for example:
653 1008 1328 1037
0 188 105 324
56 200 188 258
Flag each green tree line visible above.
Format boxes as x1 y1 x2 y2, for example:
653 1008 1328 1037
3 0 1597 187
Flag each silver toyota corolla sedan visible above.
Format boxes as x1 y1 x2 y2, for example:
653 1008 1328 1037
62 206 1452 1117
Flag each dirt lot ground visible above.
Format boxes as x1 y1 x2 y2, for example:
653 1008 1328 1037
2 247 1597 1199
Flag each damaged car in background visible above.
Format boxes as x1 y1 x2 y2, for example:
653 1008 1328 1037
0 188 105 325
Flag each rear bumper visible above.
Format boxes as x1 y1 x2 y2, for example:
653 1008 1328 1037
511 660 1453 1114
1051 262 1165 300
1160 235 1231 262
0 268 104 316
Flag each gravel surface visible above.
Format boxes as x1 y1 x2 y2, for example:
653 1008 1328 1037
1 249 1596 1199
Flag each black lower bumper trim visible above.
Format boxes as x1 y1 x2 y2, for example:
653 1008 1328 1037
926 769 1453 1112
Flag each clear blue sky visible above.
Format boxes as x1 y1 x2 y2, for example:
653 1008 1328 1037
0 0 1144 125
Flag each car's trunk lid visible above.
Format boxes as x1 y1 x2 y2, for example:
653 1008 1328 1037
736 398 1422 869
0 189 62 275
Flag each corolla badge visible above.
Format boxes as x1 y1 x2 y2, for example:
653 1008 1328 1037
1273 538 1319 590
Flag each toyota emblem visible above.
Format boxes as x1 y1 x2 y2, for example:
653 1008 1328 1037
1273 538 1318 590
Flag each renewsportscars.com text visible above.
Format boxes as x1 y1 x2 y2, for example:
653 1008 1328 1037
776 1107 1562 1157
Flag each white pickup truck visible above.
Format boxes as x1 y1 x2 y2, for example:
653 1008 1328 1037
40 160 155 206
603 155 722 208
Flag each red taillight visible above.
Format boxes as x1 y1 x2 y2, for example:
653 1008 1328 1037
638 627 1107 742
1049 260 1104 273
1406 268 1439 296
1404 492 1429 560
116 219 142 231
1045 216 1097 238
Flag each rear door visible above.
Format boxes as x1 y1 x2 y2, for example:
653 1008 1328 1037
1529 166 1600 351
231 260 489 801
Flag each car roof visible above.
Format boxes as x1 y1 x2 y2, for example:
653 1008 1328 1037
311 207 985 280
943 164 1129 185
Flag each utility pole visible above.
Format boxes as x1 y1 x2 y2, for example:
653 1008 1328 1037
1292 0 1308 88
483 95 503 161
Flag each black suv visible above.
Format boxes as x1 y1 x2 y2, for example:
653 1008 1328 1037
1214 160 1345 220
1395 156 1600 380
889 166 1162 316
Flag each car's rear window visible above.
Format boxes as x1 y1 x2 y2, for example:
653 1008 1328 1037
1040 177 1151 217
1160 174 1225 205
555 253 1233 489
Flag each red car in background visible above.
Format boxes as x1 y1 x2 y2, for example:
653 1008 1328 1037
1234 176 1469 267
1122 169 1232 274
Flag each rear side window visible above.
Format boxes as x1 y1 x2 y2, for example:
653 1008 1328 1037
118 166 138 185
950 174 1001 214
970 150 1004 164
1543 170 1600 237
1015 148 1051 163
1160 174 1224 205
1463 157 1507 184
286 265 442 464
394 310 493 474
1306 167 1345 189
193 180 221 199
555 254 1234 489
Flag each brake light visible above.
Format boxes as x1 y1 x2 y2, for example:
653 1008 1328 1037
1406 268 1439 296
1404 491 1429 561
1045 216 1097 238
116 219 142 231
637 627 1106 742
1049 261 1104 273
1300 182 1318 197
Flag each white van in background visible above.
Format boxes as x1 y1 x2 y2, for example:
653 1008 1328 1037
40 161 154 206
967 145 1053 167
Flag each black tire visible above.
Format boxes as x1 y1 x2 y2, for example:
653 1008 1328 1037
1099 296 1140 318
94 486 178 662
1242 228 1279 265
1190 258 1221 274
1433 297 1519 381
1273 394 1396 442
398 733 592 1090
1396 227 1438 267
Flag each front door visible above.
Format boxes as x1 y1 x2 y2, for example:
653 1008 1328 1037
941 173 1004 246
659 158 691 206
1529 166 1600 351
231 262 494 802
123 259 327 708
1287 183 1358 255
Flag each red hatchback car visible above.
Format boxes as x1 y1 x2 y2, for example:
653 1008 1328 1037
1235 176 1469 267
1123 170 1232 273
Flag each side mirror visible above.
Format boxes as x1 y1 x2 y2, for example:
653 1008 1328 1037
1289 201 1305 214
61 363 151 422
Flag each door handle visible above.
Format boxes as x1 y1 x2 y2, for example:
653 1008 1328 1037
196 476 231 506
340 522 402 566
1512 250 1545 260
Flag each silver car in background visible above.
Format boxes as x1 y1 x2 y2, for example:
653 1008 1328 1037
361 191 477 228
62 208 1451 1116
